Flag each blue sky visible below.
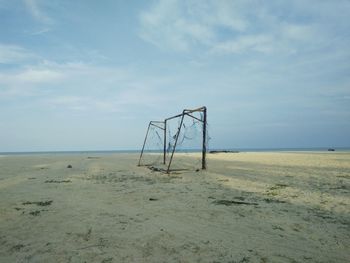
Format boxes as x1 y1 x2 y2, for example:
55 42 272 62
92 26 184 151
0 0 349 152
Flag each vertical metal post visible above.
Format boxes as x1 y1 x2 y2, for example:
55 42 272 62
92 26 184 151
202 107 207 169
138 122 151 166
163 120 167 164
166 112 185 173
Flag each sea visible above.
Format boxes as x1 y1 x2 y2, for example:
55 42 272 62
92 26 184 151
1 147 350 156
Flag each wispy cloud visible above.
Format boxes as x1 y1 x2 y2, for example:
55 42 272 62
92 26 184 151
138 0 260 52
139 0 226 51
0 44 36 64
211 34 275 54
0 64 64 86
138 0 349 56
45 96 123 112
17 68 63 83
30 27 51 35
23 0 54 35
0 52 176 114
23 0 53 25
139 4 211 50
0 66 64 98
211 23 319 55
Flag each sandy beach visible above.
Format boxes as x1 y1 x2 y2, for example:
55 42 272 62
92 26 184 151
0 152 349 262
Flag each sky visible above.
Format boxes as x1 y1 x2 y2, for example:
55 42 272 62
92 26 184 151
0 0 350 152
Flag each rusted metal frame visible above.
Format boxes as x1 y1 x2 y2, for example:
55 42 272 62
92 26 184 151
164 106 205 122
138 120 165 166
163 120 167 164
138 122 152 166
202 107 207 169
165 106 207 173
150 121 166 164
150 122 165 130
140 106 207 172
165 113 183 121
150 121 164 123
184 112 203 122
166 112 185 173
183 106 206 113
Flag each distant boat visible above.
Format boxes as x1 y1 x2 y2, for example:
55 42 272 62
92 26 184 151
328 148 335 151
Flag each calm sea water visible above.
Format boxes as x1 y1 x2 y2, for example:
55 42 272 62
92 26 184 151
1 147 350 156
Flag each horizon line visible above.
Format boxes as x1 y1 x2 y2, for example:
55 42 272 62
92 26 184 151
1 146 350 155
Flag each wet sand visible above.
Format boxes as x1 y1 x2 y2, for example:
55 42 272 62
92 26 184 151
0 152 349 262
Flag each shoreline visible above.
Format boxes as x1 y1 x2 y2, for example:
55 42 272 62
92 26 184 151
1 147 350 156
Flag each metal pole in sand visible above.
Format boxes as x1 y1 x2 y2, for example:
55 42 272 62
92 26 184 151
166 112 185 173
138 122 151 166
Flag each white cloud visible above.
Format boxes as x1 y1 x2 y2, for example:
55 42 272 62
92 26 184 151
139 0 246 51
22 0 54 36
23 0 54 25
0 66 64 98
0 44 36 64
17 68 63 83
138 0 254 51
0 67 64 86
211 23 319 55
0 55 176 114
139 1 212 51
46 96 122 112
139 0 350 56
211 34 275 54
30 27 51 35
281 24 315 41
43 83 171 113
0 59 129 87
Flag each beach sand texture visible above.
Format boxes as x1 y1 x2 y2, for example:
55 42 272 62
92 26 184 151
0 152 349 262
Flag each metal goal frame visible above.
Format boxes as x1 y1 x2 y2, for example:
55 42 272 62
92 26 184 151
138 106 207 173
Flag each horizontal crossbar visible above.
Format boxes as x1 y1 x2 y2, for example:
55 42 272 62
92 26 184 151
165 106 206 121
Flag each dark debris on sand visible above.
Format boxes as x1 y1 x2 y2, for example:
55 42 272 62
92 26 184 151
45 179 72 183
22 200 53 206
213 199 258 206
29 210 41 216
